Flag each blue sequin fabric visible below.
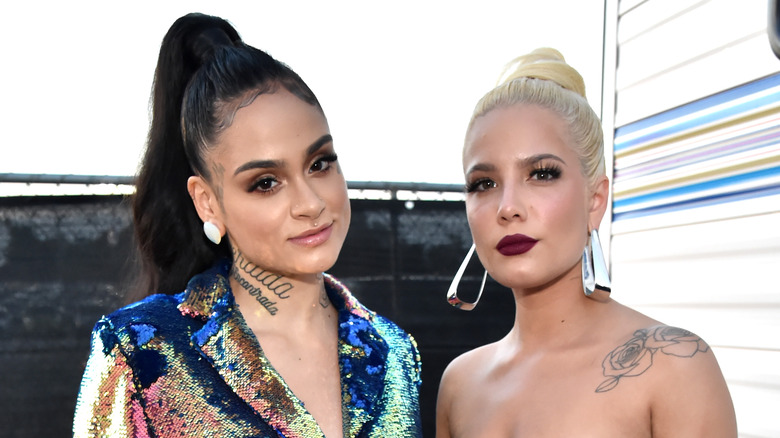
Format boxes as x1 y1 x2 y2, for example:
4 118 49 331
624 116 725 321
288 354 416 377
73 262 422 437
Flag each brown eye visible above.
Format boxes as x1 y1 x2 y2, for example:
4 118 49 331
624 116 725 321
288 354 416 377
465 178 496 193
310 159 329 172
309 153 338 174
530 167 561 181
250 176 279 193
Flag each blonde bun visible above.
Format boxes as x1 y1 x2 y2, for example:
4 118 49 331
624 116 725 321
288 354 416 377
497 47 586 98
467 48 604 185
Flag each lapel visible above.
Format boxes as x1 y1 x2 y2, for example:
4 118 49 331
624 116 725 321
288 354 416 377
326 274 389 438
177 262 389 438
179 261 322 438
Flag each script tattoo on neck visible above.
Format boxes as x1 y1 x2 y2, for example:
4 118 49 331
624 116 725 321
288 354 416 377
231 250 293 316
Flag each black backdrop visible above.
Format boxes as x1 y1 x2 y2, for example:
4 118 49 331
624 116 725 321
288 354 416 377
0 195 514 437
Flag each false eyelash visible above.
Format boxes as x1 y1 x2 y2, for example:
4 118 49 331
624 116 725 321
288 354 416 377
318 153 338 163
310 153 338 173
465 178 495 193
248 175 280 193
530 164 562 180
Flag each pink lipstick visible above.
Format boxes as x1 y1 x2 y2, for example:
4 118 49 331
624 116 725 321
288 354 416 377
289 224 333 247
496 234 538 256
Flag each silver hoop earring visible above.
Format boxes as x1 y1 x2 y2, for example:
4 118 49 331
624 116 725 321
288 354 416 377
447 243 487 311
582 229 611 296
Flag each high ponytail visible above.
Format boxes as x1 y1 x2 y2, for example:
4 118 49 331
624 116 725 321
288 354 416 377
130 13 320 300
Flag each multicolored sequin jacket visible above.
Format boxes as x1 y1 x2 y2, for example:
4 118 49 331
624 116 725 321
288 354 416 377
73 262 422 437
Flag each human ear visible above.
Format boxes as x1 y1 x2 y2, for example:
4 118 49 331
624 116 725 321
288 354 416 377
187 175 224 234
588 175 610 230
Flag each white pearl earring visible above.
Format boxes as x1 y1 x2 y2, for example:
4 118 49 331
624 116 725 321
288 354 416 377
203 221 222 245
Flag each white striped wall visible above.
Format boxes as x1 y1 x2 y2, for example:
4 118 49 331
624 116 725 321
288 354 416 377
605 1 780 436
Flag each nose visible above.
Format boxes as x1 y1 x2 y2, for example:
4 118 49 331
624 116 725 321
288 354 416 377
497 185 527 223
291 179 326 220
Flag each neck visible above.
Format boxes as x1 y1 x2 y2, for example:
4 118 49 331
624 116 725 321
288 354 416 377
507 264 611 351
229 252 333 331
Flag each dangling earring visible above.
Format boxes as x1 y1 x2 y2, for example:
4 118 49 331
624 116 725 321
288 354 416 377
203 221 222 245
582 228 611 296
447 243 488 311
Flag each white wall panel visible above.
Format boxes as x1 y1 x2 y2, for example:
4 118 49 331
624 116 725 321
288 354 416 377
613 212 780 347
607 1 780 435
618 0 709 45
616 33 778 125
615 0 777 125
618 0 647 16
618 0 764 90
717 348 780 437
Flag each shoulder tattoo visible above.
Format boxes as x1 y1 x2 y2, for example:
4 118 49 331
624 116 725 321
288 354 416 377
596 326 710 393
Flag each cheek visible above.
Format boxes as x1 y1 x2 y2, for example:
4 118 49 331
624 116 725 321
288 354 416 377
537 191 589 248
340 195 352 227
465 199 493 239
542 183 589 220
223 195 282 236
317 181 350 230
541 195 577 221
324 182 349 212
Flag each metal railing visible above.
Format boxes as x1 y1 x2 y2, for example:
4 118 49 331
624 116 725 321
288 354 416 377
0 173 465 199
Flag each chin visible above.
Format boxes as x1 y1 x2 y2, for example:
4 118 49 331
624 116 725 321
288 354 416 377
488 268 541 291
313 252 339 270
306 248 342 273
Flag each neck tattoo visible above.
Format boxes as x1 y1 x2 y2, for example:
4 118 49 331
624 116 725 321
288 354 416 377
231 250 293 316
319 285 331 309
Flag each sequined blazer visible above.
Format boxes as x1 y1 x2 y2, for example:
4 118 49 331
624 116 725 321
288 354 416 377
73 262 422 437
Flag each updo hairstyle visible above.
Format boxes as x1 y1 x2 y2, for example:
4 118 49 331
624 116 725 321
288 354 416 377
467 48 605 185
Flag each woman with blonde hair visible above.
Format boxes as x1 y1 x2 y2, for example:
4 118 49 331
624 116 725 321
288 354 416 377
436 48 736 437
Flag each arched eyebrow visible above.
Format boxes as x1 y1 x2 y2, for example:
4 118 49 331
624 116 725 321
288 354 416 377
464 162 496 177
305 134 333 157
233 134 333 176
465 153 565 177
525 153 565 166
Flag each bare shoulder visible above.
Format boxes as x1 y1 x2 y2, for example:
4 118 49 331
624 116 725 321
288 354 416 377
598 324 737 436
596 324 712 393
437 343 499 408
436 343 499 438
439 342 497 390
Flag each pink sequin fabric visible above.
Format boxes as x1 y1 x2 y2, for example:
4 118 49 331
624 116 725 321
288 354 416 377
73 261 422 437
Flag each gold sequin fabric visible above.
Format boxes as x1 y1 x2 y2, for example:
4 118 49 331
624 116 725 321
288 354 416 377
73 260 422 437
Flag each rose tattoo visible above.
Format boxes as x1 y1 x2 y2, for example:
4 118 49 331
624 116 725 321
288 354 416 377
596 326 710 392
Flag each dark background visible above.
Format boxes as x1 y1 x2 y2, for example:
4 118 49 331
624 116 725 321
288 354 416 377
0 194 514 437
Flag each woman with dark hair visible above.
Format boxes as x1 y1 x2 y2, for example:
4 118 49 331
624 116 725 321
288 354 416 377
435 48 736 437
73 13 421 437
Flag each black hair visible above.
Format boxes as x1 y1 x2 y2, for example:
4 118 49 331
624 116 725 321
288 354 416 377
129 13 321 300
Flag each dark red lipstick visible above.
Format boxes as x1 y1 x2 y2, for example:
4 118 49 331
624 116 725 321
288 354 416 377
496 234 538 256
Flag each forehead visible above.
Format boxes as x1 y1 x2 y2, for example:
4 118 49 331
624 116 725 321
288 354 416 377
231 90 326 138
214 90 329 160
463 104 574 166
